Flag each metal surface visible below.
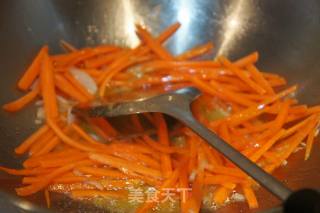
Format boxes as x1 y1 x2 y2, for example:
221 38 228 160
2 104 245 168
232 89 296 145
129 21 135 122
85 87 292 200
0 0 320 212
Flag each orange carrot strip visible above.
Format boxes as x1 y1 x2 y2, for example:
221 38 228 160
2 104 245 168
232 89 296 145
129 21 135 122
143 135 186 154
97 49 138 84
64 72 94 100
220 57 266 95
154 113 173 178
29 128 56 156
256 100 290 141
45 189 51 208
84 49 127 68
47 118 96 152
188 147 206 212
234 51 259 68
192 77 255 107
272 115 318 169
89 117 118 137
3 88 39 112
203 174 247 185
187 170 204 212
142 60 220 71
76 166 128 179
213 186 234 206
262 72 287 84
206 165 246 178
225 85 297 126
187 134 198 173
71 123 100 144
157 22 181 43
17 46 48 91
247 64 275 95
71 189 127 199
201 143 221 167
40 154 88 168
136 167 181 213
179 167 190 213
89 153 162 179
53 176 87 184
23 148 79 168
136 25 173 60
54 74 88 103
22 177 39 184
35 126 70 156
281 115 313 139
40 52 59 119
14 124 50 154
113 151 161 170
60 40 77 52
68 46 120 66
305 119 319 160
98 52 153 97
0 167 52 176
249 129 286 162
307 106 320 115
176 42 213 60
98 23 181 95
82 69 103 79
131 114 144 131
15 160 93 196
243 186 258 209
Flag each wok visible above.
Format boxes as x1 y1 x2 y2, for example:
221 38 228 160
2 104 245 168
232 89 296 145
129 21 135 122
0 0 320 212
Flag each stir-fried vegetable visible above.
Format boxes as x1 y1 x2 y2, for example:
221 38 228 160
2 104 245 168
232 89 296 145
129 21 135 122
1 22 320 213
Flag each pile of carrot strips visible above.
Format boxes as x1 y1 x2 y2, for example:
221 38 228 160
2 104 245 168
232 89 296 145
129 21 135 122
1 22 320 212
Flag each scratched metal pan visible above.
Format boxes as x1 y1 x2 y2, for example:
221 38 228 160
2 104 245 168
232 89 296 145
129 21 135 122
0 0 320 212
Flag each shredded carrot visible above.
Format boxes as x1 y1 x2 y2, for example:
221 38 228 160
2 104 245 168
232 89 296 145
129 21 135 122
2 22 320 212
17 46 49 91
63 72 94 101
176 42 214 60
60 40 77 52
14 124 50 154
3 87 39 112
233 51 259 68
213 186 234 206
47 118 96 152
89 153 162 179
76 166 128 179
136 25 173 60
242 185 258 209
44 189 51 208
220 57 266 95
40 52 59 119
305 120 319 160
71 189 127 199
35 126 69 156
15 160 93 196
154 113 173 178
70 123 100 144
54 74 89 103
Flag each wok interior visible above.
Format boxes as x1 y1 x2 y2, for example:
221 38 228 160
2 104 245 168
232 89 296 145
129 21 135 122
1 0 320 212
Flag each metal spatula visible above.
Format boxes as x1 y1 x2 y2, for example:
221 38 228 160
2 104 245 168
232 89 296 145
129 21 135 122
74 87 320 212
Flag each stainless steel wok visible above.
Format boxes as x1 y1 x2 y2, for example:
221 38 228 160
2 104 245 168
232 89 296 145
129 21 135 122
0 0 320 212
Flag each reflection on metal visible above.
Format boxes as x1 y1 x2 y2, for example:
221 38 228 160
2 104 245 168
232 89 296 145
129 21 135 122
217 0 248 56
119 0 141 47
1 0 320 212
14 200 34 211
173 0 193 54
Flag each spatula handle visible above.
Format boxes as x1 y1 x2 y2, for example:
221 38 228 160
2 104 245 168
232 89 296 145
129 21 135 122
168 107 292 201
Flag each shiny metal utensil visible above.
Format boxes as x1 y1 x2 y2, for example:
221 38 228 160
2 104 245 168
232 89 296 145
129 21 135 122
77 86 292 201
1 0 320 212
